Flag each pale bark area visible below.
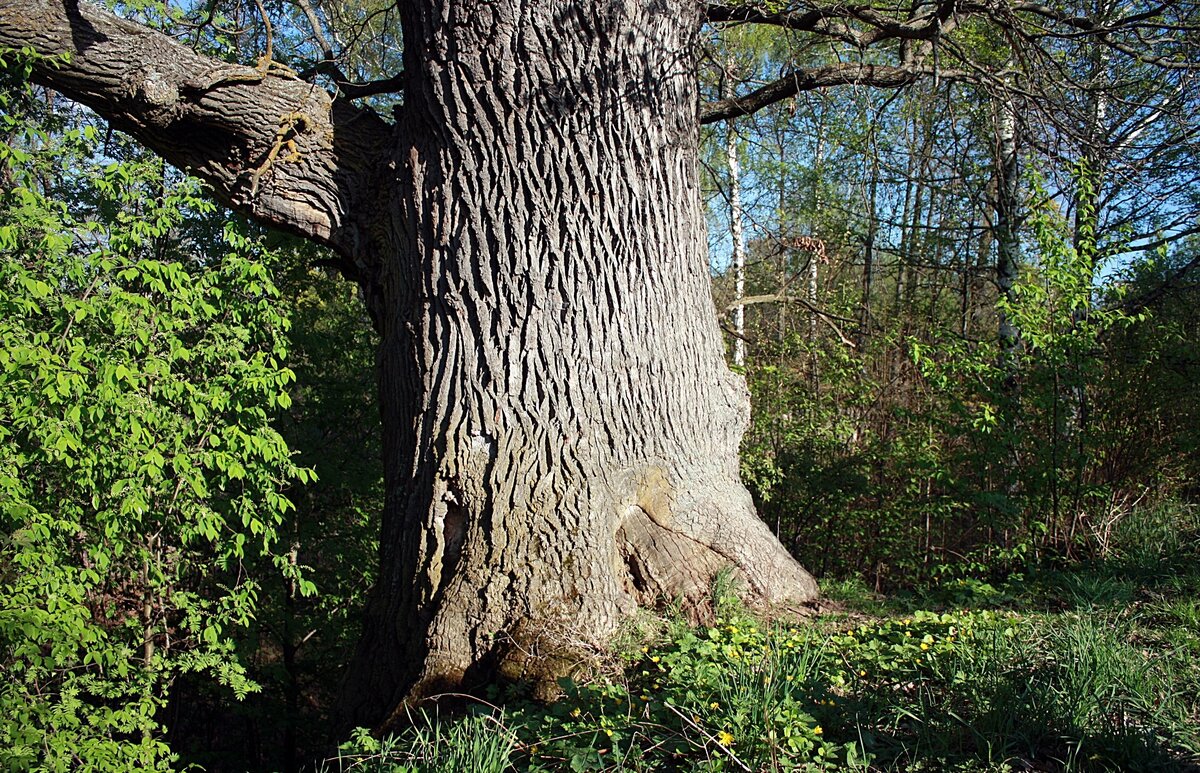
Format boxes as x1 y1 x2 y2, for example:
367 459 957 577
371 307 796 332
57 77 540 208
994 87 1021 362
723 67 747 367
0 0 820 732
809 131 824 338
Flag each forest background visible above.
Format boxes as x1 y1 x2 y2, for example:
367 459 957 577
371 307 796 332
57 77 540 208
1 0 1198 770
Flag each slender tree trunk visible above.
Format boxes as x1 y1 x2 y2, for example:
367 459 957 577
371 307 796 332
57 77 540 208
984 78 1026 521
860 132 880 339
994 85 1021 367
774 123 790 336
900 125 931 312
724 65 747 367
896 134 917 315
338 0 818 728
141 534 157 745
809 128 824 339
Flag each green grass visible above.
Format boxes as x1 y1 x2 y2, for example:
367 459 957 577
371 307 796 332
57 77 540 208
320 711 517 773
327 502 1200 772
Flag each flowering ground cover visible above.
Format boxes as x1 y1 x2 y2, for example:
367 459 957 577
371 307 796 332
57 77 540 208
328 505 1200 772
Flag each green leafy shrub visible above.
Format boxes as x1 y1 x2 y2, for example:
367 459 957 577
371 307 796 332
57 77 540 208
0 50 306 770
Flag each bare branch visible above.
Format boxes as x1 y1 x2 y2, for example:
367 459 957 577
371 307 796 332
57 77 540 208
705 2 861 44
726 294 858 346
1011 1 1200 70
330 71 407 100
701 63 958 123
250 0 274 67
294 0 335 63
702 0 1198 127
290 0 406 100
705 0 961 46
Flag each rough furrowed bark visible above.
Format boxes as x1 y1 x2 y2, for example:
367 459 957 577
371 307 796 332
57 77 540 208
0 0 821 734
339 0 818 730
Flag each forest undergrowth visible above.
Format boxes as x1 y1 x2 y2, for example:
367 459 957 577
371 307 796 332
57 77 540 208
328 501 1200 773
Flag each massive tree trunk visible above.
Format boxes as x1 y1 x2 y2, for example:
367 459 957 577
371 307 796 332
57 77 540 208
1 0 819 731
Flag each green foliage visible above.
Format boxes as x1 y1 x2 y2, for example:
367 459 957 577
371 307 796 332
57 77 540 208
327 528 1200 771
735 155 1170 588
910 170 1144 562
0 52 304 769
1093 244 1200 497
741 321 971 585
183 263 384 771
329 714 518 773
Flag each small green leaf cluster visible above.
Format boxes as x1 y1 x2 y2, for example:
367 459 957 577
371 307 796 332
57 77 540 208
1 52 306 770
489 615 863 771
825 610 1008 689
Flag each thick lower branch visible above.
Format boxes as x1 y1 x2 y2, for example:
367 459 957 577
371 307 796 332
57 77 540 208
0 0 393 261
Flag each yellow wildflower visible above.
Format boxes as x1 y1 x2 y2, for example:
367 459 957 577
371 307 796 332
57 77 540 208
717 731 735 746
813 726 824 736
